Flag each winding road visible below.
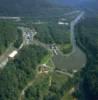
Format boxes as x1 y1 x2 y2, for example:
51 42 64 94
70 11 84 52
53 11 87 71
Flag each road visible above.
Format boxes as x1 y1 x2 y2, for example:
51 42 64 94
53 12 87 71
55 70 73 78
70 12 85 52
56 12 85 56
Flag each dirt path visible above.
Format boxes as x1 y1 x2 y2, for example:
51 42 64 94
19 75 38 100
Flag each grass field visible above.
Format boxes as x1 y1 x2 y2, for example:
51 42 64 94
62 91 74 100
58 43 72 54
49 72 75 100
41 52 52 64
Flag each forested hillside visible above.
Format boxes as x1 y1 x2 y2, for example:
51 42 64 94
76 17 98 100
0 45 48 100
33 23 70 44
50 0 98 15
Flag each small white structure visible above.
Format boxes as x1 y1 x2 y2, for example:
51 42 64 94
58 21 69 26
9 50 18 58
58 21 65 25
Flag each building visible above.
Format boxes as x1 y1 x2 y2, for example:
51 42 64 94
8 50 18 58
58 21 69 26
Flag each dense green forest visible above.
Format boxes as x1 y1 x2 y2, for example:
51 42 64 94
24 74 50 100
0 21 22 55
76 17 98 100
33 23 70 44
14 28 23 48
0 45 48 100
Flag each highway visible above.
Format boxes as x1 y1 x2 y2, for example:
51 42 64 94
53 12 87 71
70 12 85 52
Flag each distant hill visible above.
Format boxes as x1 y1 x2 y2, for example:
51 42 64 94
78 1 98 15
0 0 97 17
0 0 71 17
0 0 52 16
50 0 98 15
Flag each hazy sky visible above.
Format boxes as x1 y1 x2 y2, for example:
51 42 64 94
50 0 97 6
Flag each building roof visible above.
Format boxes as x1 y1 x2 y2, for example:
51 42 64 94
9 50 18 58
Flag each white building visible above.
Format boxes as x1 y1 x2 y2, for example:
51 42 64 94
58 21 69 26
8 50 18 58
